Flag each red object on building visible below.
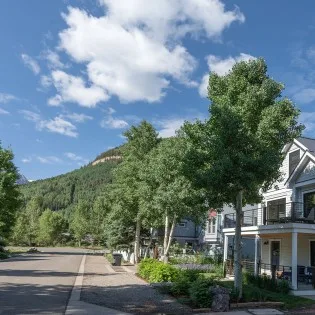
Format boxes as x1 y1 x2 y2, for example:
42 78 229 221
208 208 217 219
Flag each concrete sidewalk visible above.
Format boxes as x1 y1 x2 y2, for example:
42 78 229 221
66 254 284 315
65 254 128 315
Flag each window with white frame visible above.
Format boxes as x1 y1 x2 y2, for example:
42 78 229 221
208 217 216 234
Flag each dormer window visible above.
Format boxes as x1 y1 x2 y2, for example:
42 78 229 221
289 150 300 175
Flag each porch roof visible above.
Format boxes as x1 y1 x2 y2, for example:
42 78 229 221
223 222 315 236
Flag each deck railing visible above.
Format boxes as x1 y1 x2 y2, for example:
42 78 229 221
224 202 313 228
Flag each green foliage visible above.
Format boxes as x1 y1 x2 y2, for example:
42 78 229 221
243 272 290 294
0 143 21 237
183 57 304 207
103 203 135 249
138 258 158 280
19 161 118 216
12 196 43 245
70 201 90 246
148 262 179 283
37 209 67 245
138 258 179 283
188 277 215 308
182 58 304 296
0 251 9 260
170 269 202 296
104 253 114 263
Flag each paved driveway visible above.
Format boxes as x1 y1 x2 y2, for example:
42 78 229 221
0 247 85 315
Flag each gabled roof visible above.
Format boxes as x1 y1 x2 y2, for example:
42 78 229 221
298 137 315 158
285 136 315 185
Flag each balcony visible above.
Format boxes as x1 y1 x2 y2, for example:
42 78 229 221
223 202 315 228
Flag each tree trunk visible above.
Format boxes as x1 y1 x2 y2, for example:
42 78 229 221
164 215 176 258
234 190 243 299
163 210 169 254
134 218 141 264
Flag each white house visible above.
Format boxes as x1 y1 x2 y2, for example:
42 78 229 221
222 137 315 295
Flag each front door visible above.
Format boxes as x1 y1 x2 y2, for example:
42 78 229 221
270 241 280 267
310 241 315 266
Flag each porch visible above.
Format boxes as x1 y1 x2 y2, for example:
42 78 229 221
224 202 315 229
223 228 315 294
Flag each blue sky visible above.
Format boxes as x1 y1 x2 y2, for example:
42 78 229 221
0 0 314 180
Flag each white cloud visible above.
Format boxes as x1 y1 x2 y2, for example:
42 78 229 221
101 116 129 129
40 116 78 137
20 110 41 122
48 94 63 106
37 156 62 164
62 112 93 123
20 110 78 137
55 2 244 104
22 157 32 163
199 53 255 97
105 107 116 115
41 49 65 69
0 93 17 103
65 152 89 164
157 118 186 138
40 75 52 88
50 70 109 107
0 108 10 115
21 54 40 75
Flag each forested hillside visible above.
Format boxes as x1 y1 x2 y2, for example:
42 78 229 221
19 160 119 218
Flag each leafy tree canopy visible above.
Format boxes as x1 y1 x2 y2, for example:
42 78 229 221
0 143 21 237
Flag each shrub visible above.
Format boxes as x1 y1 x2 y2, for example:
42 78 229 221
189 277 215 308
171 269 198 296
138 258 180 283
243 272 290 294
148 262 179 283
104 253 114 264
0 252 9 260
138 258 159 281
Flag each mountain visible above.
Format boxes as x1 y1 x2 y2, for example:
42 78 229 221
19 148 122 217
16 174 29 185
92 146 122 165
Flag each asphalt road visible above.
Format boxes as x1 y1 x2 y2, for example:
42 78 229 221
0 247 86 315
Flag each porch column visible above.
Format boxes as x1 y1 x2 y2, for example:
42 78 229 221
291 231 298 290
254 235 260 275
223 234 228 261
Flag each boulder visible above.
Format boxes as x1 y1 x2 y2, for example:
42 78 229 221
209 285 230 312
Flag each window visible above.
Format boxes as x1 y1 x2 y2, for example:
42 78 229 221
267 198 286 221
289 150 300 175
208 217 216 234
304 192 315 218
178 220 187 228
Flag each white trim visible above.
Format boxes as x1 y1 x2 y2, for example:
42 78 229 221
286 152 315 186
263 189 291 197
294 139 309 152
295 179 315 188
264 195 287 202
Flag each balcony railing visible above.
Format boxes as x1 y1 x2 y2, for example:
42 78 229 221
223 202 314 228
224 208 258 228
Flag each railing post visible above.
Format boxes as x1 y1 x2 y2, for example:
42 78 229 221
291 202 295 221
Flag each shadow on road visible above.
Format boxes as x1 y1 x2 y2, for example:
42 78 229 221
0 283 73 314
0 269 108 278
